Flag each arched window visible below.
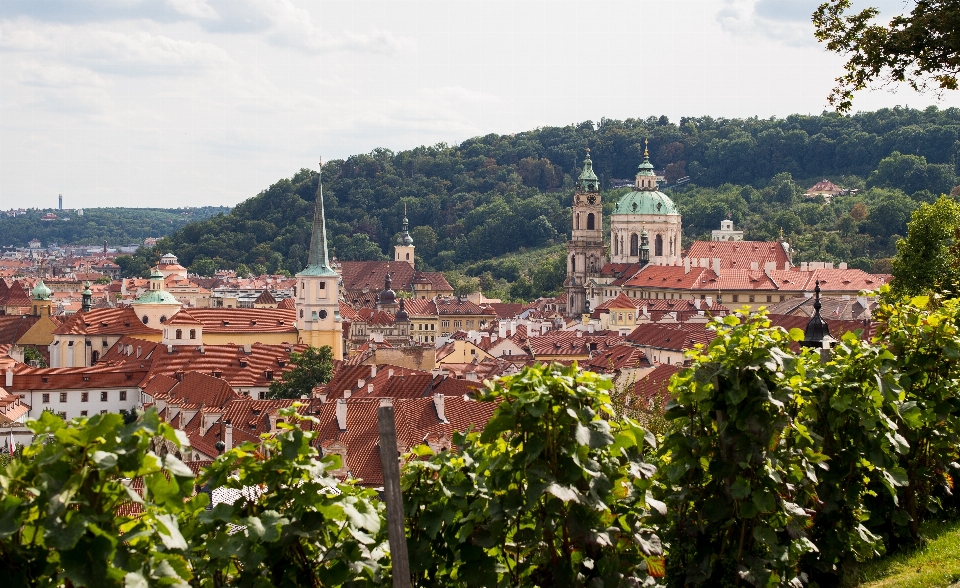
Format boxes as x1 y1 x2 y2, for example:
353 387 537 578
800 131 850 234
160 316 167 323
175 329 182 340
299 309 304 318
630 234 639 257
189 329 196 339
655 234 664 257
142 316 148 325
587 213 595 230
575 213 580 230
91 351 100 364
570 255 576 272
613 236 618 255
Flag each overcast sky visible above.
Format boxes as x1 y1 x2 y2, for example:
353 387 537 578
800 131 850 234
0 0 954 210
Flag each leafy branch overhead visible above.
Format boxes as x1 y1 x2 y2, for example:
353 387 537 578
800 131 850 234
814 0 960 112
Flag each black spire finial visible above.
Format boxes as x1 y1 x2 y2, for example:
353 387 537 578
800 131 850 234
802 280 833 348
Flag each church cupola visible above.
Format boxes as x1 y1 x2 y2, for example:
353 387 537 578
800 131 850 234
394 205 416 268
81 281 92 313
576 148 599 193
31 279 53 317
635 139 657 191
296 160 344 360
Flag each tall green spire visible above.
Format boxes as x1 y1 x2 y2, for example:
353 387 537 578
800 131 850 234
576 148 599 192
637 139 655 177
301 161 338 277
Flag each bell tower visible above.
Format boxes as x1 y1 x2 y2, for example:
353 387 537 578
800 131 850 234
295 161 344 360
394 205 415 268
564 149 607 318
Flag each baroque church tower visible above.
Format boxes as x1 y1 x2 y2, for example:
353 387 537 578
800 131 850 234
296 163 344 360
564 150 607 317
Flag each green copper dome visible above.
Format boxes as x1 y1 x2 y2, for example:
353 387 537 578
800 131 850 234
133 289 181 305
576 149 599 192
31 280 52 301
612 191 679 216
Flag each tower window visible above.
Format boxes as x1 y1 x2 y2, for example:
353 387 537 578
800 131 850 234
406 253 410 260
630 234 639 257
320 282 325 290
655 235 664 257
587 213 595 230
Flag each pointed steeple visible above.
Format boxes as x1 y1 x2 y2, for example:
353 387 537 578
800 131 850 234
576 148 599 192
399 204 414 246
801 281 834 348
301 161 338 277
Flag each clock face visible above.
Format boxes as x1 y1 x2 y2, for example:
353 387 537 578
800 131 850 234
587 195 597 205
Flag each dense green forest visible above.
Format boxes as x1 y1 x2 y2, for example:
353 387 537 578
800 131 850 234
127 107 960 294
0 207 230 248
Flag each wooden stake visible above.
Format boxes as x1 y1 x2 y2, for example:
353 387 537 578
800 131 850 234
377 400 412 588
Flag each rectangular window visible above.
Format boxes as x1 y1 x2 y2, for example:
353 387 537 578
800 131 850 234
81 392 88 402
259 391 266 400
100 391 108 402
59 412 67 419
319 282 325 289
441 320 449 328
749 295 755 303
453 321 461 328
100 410 107 415
766 295 772 302
42 393 50 403
60 392 67 403
466 320 474 327
120 390 127 401
81 410 88 417
733 295 739 302
780 296 785 302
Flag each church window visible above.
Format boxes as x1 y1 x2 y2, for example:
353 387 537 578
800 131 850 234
630 234 639 257
576 213 580 230
570 255 576 272
299 309 304 318
319 310 328 319
91 351 99 364
406 253 410 260
587 213 595 230
312 311 318 320
175 329 182 340
655 235 663 257
189 329 196 339
142 316 149 325
320 282 325 289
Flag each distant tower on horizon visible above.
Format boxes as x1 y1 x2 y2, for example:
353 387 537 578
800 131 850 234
58 194 62 210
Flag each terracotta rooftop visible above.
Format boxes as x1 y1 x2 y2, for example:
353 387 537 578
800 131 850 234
685 241 791 271
52 307 158 336
623 265 717 290
170 308 297 334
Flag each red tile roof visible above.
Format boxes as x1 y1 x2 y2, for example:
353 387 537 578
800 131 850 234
625 323 715 351
339 261 415 293
685 241 791 271
623 265 717 290
173 308 297 334
633 364 680 411
53 307 158 336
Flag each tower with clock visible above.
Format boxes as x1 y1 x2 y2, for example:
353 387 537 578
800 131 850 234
564 149 607 317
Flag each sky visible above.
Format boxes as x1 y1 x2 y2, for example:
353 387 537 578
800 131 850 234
0 0 955 210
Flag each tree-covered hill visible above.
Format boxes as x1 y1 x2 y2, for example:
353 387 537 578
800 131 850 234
0 207 230 248
135 107 960 289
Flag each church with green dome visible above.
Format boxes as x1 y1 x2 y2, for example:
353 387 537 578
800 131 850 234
564 144 683 317
609 143 682 265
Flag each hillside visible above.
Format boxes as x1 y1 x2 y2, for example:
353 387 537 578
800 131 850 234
129 107 960 294
0 207 230 248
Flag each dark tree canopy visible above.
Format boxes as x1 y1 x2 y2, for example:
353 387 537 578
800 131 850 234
267 346 335 399
815 0 960 112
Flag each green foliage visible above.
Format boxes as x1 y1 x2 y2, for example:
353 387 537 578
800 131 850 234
0 410 197 587
23 346 47 368
798 333 908 582
267 346 335 399
814 0 960 112
660 312 818 587
183 406 389 586
891 196 960 296
874 291 960 541
401 363 664 587
0 207 228 249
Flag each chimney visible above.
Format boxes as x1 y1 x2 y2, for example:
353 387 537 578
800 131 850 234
318 392 328 403
388 368 394 378
801 262 809 271
693 298 701 310
465 371 479 382
750 262 759 271
370 365 377 378
175 370 184 382
587 323 595 334
167 344 174 354
576 330 583 338
343 390 352 399
336 399 347 430
243 344 252 354
839 262 848 270
764 261 776 272
368 383 374 395
825 262 834 270
357 379 365 390
224 423 233 452
684 257 690 274
498 322 507 338
136 346 142 358
5 369 12 388
784 262 791 270
199 346 205 354
433 393 447 423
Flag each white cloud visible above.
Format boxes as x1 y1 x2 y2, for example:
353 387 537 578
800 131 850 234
165 0 218 20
